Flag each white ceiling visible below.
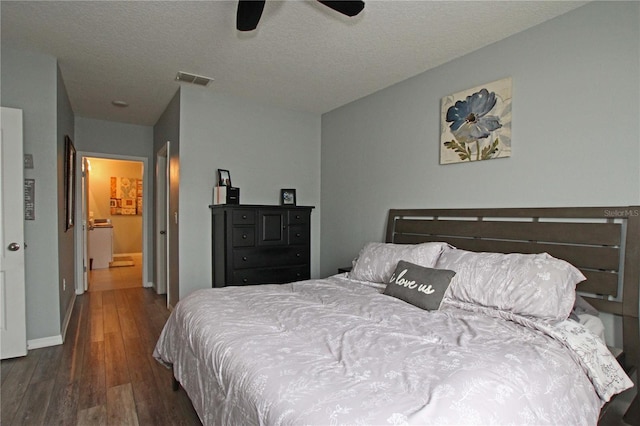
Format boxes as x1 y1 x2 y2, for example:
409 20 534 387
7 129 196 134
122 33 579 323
1 0 587 126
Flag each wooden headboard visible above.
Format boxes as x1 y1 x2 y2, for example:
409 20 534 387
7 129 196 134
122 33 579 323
386 206 639 421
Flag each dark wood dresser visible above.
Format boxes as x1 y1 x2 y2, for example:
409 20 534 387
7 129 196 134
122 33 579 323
210 204 314 287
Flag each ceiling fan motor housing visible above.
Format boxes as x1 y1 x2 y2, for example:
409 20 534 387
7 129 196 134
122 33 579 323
236 0 365 32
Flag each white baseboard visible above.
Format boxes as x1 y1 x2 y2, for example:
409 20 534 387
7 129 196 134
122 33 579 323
28 335 63 350
144 281 153 288
61 292 76 341
27 293 76 350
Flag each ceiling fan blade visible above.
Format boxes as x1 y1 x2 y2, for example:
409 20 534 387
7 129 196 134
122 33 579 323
317 1 365 17
237 0 266 31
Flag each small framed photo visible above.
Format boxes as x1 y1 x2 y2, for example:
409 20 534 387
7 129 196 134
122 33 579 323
218 169 231 187
280 189 296 206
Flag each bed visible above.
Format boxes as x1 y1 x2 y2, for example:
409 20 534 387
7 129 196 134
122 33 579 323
154 206 639 425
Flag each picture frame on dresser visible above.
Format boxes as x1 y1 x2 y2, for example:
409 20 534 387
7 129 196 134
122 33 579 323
280 189 296 206
218 169 231 187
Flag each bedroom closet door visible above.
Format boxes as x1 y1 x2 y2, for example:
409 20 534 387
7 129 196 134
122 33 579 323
155 142 169 299
0 107 27 359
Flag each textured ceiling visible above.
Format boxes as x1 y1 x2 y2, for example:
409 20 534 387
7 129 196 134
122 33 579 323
1 1 587 126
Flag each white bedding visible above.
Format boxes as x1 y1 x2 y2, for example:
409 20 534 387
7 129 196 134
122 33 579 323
577 313 606 343
154 275 632 425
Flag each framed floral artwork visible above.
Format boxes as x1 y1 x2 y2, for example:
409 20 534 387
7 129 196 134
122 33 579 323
110 176 143 215
440 77 512 164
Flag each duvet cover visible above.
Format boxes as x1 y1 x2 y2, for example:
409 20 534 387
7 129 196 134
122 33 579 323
153 275 632 426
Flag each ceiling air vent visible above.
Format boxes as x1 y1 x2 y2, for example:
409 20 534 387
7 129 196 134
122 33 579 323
175 71 214 87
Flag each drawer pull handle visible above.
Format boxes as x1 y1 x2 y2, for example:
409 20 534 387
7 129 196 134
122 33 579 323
243 278 248 283
242 215 247 219
242 234 247 239
296 233 301 237
296 253 301 258
242 256 248 261
296 215 301 219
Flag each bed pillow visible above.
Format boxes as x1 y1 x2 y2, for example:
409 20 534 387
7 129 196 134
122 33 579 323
436 249 585 321
349 242 450 283
384 261 456 310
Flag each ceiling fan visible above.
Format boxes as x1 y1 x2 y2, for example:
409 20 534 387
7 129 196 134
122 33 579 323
236 0 365 31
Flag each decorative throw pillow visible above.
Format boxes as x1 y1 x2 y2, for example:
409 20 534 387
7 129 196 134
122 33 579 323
436 249 585 321
349 242 450 283
383 261 456 310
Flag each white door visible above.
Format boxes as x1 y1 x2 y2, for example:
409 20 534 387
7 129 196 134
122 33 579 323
0 107 27 359
155 142 169 298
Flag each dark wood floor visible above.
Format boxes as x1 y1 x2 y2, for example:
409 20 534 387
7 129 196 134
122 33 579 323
1 287 202 425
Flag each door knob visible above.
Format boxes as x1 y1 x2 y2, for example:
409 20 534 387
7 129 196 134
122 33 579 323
8 242 20 251
159 230 166 235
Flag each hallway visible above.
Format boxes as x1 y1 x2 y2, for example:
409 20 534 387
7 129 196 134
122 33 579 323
1 285 201 425
89 253 144 292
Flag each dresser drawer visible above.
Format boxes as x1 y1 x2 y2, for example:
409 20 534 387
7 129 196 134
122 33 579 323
231 266 310 285
233 247 309 269
288 224 309 245
232 209 255 225
232 226 255 247
288 211 309 225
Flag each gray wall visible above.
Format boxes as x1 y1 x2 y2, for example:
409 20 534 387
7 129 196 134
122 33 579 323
320 1 640 277
1 47 62 342
177 85 321 299
56 65 76 332
75 117 153 159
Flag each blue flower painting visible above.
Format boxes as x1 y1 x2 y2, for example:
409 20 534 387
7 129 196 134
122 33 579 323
440 77 512 164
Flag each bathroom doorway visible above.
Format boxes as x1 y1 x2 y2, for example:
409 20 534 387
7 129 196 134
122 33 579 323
75 153 150 293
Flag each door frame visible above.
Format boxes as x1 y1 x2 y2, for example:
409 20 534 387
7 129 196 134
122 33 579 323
81 157 90 292
74 151 151 294
155 142 169 298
